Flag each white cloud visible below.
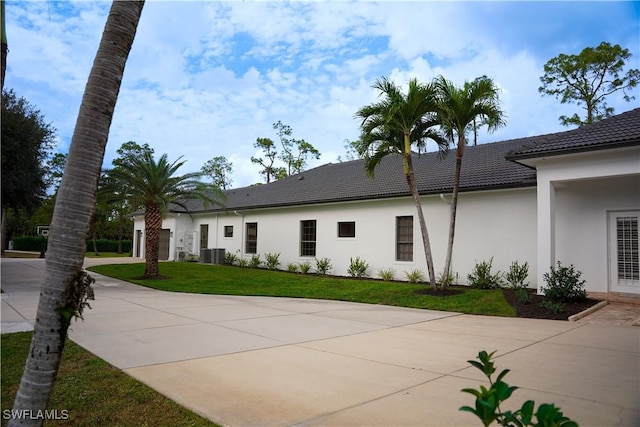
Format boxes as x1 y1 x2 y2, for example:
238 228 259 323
5 1 639 189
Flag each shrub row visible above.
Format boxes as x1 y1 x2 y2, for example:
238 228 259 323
10 236 131 253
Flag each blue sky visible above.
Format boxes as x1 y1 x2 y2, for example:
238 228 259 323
5 1 640 188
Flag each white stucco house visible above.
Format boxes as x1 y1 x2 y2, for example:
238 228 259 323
132 108 640 295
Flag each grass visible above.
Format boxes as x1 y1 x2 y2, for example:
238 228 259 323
1 332 218 427
83 252 132 258
88 262 515 316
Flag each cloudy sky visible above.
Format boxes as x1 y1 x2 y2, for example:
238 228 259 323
5 0 640 188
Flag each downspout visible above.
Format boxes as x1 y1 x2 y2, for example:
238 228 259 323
215 214 219 249
234 210 244 255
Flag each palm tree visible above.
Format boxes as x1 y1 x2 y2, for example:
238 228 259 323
10 2 145 425
107 151 223 278
434 75 506 289
355 77 447 290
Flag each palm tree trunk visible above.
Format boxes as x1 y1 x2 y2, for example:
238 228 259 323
144 203 161 278
1 207 7 256
1 0 7 91
405 153 437 290
442 135 465 289
9 3 144 425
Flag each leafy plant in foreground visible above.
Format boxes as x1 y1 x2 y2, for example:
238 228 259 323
286 262 299 273
461 350 578 427
347 256 369 277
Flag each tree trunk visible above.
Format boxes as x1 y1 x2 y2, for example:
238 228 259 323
1 207 7 256
442 135 465 289
1 0 7 91
404 149 437 290
92 230 99 256
144 203 161 278
9 3 144 426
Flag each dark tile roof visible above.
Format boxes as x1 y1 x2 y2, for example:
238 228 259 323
506 107 640 160
174 108 639 214
177 138 537 213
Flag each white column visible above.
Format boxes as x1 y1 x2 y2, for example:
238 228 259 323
536 178 556 294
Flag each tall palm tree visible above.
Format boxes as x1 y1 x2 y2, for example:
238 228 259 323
434 75 506 289
355 77 447 290
107 151 223 278
10 2 145 425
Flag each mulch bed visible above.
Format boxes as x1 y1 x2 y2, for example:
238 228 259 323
502 288 600 321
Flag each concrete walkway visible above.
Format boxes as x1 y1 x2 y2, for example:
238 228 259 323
1 258 638 426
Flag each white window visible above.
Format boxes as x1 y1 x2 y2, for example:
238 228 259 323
609 211 640 291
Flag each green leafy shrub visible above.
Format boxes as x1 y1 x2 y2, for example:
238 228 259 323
11 235 46 252
249 254 262 268
377 268 395 281
298 262 312 274
542 261 587 302
437 269 456 286
505 261 529 289
405 269 424 284
467 258 504 289
461 350 577 427
225 251 239 265
514 287 532 305
315 257 332 275
540 299 565 314
264 252 281 270
237 258 248 267
286 262 299 273
347 256 369 277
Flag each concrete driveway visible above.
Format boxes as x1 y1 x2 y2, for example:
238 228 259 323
1 257 638 426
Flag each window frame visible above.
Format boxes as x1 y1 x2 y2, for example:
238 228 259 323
337 221 356 238
245 222 258 254
224 225 233 238
199 224 209 250
396 216 413 262
300 219 317 257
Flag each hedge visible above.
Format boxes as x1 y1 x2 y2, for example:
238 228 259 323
11 236 131 253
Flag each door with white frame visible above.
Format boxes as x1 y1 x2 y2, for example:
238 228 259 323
609 211 640 294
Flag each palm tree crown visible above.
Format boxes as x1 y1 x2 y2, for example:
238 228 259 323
108 151 223 278
356 77 447 176
434 75 506 151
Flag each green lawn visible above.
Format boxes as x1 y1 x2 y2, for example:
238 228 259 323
1 332 218 427
88 262 515 316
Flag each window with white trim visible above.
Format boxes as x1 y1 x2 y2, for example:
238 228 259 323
396 216 413 261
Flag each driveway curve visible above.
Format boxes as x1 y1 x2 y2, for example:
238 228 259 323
1 257 638 426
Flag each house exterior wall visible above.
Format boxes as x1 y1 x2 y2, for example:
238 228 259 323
533 145 640 294
134 187 539 286
555 175 640 292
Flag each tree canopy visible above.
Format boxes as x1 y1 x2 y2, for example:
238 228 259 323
1 89 56 213
539 41 640 126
